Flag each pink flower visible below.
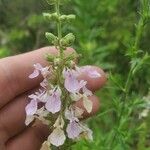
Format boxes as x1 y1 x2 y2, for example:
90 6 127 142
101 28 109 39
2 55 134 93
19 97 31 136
65 108 82 139
25 99 38 125
63 68 87 93
45 87 61 114
29 63 50 79
66 120 82 139
25 99 38 116
76 66 101 78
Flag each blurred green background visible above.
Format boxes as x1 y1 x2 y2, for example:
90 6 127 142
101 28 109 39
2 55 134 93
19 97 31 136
0 0 150 150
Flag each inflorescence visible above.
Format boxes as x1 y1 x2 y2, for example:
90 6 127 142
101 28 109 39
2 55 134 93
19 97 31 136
25 0 102 149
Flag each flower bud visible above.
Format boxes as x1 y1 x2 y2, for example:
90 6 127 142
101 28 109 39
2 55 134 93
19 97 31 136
60 15 67 22
67 14 76 21
60 14 76 23
43 13 52 20
51 13 59 21
43 13 59 22
45 32 58 45
60 33 75 47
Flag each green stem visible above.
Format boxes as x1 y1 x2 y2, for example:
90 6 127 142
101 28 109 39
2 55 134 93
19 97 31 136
134 18 144 51
55 0 63 59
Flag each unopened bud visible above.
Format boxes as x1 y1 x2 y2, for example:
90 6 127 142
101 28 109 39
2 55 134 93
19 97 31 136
67 14 76 21
45 32 58 45
43 13 52 20
60 33 75 47
51 13 59 21
60 14 76 23
43 13 58 22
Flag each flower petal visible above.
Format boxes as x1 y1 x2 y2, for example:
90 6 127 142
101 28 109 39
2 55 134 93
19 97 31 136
80 124 93 141
66 121 82 139
82 86 92 96
29 69 40 79
48 128 66 147
83 96 93 113
45 95 61 114
25 99 38 116
40 141 51 150
38 92 50 103
78 66 101 78
64 69 86 93
70 93 82 101
25 115 34 126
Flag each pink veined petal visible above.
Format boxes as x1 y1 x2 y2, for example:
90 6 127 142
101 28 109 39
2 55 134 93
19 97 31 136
25 99 38 115
45 93 61 113
66 121 82 139
65 74 84 93
29 69 40 79
48 128 66 147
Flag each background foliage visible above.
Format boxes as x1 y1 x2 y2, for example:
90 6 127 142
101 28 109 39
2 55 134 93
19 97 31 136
0 0 150 150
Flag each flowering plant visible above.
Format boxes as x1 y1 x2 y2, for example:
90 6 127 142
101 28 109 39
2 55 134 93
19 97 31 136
25 0 103 149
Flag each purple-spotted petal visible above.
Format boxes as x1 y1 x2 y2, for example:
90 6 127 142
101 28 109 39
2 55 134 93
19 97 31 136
66 121 82 139
25 99 38 115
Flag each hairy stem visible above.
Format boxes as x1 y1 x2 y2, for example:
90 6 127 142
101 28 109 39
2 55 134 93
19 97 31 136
55 0 63 59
